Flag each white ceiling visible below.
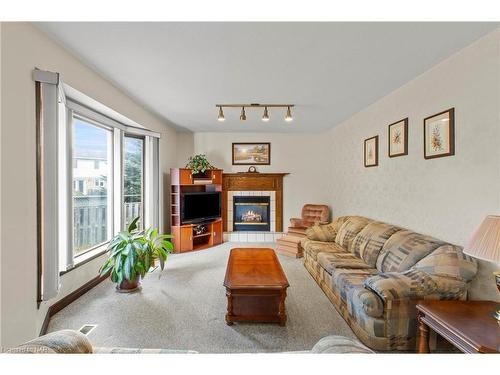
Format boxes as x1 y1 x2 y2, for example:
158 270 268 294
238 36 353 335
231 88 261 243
36 22 498 133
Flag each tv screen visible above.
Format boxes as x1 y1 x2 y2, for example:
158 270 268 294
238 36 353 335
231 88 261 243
181 192 221 224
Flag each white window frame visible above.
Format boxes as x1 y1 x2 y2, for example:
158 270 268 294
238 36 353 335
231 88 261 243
57 85 161 273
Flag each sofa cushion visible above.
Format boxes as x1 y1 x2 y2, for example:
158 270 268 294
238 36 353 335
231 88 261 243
317 252 373 275
413 244 477 282
305 216 348 242
335 216 372 253
302 239 346 261
376 230 445 273
351 222 402 267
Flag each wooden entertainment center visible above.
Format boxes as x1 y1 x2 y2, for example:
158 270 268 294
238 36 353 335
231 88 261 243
170 168 223 253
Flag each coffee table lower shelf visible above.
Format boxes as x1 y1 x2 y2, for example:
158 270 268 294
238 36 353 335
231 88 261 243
225 288 287 326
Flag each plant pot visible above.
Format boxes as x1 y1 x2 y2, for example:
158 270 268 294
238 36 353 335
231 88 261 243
116 277 141 293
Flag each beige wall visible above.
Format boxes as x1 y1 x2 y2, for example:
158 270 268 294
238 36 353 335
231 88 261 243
325 28 500 301
193 132 331 226
176 131 195 167
0 23 180 347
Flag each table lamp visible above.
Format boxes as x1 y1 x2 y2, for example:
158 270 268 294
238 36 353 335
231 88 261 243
464 215 500 324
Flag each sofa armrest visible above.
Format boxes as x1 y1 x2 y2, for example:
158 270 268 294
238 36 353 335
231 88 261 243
305 223 337 242
363 269 438 302
6 330 93 354
290 218 304 227
310 335 374 353
94 347 198 354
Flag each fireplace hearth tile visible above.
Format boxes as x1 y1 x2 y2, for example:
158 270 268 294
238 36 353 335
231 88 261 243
265 233 274 242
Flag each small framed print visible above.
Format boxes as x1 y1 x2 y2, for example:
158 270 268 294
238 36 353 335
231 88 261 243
424 108 455 159
364 136 379 167
388 118 408 157
232 143 271 165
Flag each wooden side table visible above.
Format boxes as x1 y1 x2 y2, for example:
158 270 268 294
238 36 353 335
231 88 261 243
416 300 500 353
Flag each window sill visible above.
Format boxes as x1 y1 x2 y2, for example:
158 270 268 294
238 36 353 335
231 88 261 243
60 244 109 276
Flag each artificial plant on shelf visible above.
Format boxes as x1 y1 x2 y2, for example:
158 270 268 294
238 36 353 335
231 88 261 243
185 154 215 175
100 217 173 292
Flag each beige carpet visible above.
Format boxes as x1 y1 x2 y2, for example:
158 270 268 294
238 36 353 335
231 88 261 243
48 242 356 353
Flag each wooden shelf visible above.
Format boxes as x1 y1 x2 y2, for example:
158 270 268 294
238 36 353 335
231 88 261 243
170 168 223 253
193 243 214 251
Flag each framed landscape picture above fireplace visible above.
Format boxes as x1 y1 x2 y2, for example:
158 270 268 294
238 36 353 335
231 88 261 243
232 143 271 165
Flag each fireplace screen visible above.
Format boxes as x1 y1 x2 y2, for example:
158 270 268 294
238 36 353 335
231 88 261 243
233 196 270 232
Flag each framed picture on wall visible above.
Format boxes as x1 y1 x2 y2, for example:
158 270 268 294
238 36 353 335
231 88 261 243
423 108 455 159
232 142 271 165
364 136 378 167
388 118 408 157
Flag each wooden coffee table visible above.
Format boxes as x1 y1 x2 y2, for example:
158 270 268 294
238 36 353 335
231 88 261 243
223 248 289 326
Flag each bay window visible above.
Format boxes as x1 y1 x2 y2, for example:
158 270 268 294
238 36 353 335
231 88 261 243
59 85 161 272
35 70 162 304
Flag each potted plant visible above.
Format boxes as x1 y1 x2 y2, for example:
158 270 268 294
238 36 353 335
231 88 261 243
186 154 215 177
100 217 173 292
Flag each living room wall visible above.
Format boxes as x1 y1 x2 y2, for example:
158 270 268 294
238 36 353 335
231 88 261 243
325 28 500 301
192 132 331 226
0 23 181 347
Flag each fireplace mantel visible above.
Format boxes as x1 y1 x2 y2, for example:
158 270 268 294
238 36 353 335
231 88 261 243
222 172 289 232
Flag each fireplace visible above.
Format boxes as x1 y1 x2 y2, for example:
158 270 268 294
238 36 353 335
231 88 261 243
233 196 271 232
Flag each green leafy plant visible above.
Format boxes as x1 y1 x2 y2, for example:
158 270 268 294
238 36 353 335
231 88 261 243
186 154 215 174
100 217 173 287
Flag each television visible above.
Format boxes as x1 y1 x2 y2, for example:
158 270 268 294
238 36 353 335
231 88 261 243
181 192 221 224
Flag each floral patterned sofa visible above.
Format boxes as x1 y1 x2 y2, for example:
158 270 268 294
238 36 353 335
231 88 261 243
302 215 478 351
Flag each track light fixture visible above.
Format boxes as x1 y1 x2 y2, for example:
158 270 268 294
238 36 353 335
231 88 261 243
215 103 294 123
217 106 225 122
285 106 293 122
262 107 270 122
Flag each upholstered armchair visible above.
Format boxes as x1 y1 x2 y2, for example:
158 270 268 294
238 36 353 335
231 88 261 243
288 204 330 237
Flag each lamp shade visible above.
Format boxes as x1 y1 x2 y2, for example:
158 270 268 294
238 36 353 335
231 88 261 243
464 215 500 263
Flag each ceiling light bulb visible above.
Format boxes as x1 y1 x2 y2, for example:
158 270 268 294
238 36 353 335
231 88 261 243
217 107 225 122
240 107 246 121
262 107 270 122
285 106 293 122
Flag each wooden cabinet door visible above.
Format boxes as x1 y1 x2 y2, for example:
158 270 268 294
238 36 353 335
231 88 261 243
210 170 222 185
180 226 193 252
179 169 193 185
212 220 223 245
